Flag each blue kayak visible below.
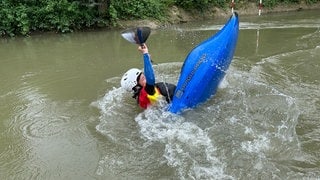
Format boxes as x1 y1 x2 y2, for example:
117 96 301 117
168 12 239 114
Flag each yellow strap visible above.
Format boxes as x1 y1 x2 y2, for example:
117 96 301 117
147 88 161 104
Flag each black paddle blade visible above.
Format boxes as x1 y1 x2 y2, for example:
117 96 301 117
121 27 151 45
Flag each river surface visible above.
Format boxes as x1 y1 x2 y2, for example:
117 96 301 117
1 10 319 179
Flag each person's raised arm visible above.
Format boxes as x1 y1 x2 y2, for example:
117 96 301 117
138 44 155 86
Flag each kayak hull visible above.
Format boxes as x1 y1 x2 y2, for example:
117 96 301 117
169 12 239 114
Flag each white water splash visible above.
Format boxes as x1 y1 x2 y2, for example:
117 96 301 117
135 107 234 179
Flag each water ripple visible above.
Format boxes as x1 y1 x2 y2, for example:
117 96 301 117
7 81 76 141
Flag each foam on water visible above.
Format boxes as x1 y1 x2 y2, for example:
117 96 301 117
93 64 236 179
135 107 233 179
94 55 308 178
93 33 320 178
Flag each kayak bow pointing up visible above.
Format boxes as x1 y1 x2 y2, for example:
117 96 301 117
169 12 239 114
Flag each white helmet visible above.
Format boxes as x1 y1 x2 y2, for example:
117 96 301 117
121 68 142 92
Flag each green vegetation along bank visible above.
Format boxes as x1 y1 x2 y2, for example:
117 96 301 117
1 0 320 37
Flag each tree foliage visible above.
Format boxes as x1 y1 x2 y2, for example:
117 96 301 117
0 0 319 36
174 0 227 11
0 0 98 36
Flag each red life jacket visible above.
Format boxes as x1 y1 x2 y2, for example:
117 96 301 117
138 87 161 109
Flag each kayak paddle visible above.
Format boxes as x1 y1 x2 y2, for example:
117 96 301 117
121 27 151 46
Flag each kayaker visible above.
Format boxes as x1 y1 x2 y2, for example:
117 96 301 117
121 44 176 109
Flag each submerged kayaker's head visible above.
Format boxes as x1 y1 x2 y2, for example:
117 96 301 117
121 68 146 92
